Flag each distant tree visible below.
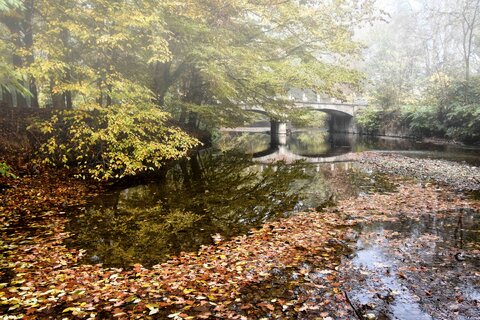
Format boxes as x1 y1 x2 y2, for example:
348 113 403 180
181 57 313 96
458 0 480 83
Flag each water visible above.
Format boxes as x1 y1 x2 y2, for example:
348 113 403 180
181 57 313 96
67 130 480 267
219 130 480 165
345 209 480 319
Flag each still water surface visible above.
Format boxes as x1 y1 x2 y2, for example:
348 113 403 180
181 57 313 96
67 130 480 267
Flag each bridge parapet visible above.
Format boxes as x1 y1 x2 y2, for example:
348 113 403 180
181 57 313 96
243 101 367 117
291 101 366 117
288 89 367 103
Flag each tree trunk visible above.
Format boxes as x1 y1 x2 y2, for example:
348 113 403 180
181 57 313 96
24 0 39 108
106 84 112 107
153 61 172 106
178 106 187 124
12 52 28 109
187 112 198 129
96 79 103 106
65 90 73 109
62 29 73 109
0 88 14 108
1 7 28 108
50 78 66 109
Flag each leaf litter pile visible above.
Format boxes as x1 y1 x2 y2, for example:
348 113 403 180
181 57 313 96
0 152 479 319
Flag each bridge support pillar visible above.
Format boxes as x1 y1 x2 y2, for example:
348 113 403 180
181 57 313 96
329 115 358 133
270 120 288 146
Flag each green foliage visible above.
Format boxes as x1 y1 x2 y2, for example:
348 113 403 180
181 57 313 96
0 64 31 97
444 104 480 143
31 83 199 180
289 110 328 128
356 106 384 134
0 0 30 97
439 78 480 143
0 0 21 11
0 162 16 178
400 105 442 137
359 77 480 143
371 85 403 109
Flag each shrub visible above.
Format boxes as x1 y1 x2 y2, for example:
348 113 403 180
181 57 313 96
444 103 480 144
356 106 384 134
439 78 480 144
0 162 16 178
400 105 442 137
31 81 200 181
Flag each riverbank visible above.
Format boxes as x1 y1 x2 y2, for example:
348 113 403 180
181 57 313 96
357 152 480 191
0 152 479 319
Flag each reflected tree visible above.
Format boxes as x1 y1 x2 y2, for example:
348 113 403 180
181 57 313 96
69 151 309 267
214 132 271 154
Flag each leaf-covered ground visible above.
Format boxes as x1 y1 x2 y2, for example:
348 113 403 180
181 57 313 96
0 169 352 319
1 152 479 319
339 153 480 319
338 182 480 319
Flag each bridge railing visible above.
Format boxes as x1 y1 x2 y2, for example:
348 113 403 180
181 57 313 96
287 91 368 106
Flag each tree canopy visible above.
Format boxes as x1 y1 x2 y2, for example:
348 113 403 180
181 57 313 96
0 0 376 179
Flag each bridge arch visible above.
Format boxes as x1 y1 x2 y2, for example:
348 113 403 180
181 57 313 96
241 100 366 134
250 131 357 164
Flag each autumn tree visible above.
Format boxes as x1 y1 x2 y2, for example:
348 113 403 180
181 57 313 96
1 0 377 179
457 0 480 83
152 0 376 129
0 0 31 106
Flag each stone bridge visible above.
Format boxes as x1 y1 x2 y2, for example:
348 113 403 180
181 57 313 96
242 95 368 135
245 101 365 118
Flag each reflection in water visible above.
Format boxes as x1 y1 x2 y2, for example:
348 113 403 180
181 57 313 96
219 130 480 165
359 209 480 256
226 130 355 159
68 130 480 268
69 151 392 267
347 208 480 319
288 131 354 157
214 131 271 154
70 151 317 267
